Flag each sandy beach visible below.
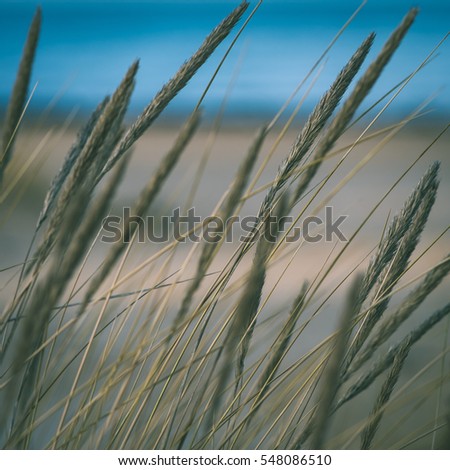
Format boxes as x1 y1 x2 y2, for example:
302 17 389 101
2 121 448 326
1 119 449 448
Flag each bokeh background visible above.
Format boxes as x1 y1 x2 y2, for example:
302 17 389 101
1 0 449 119
0 1 449 448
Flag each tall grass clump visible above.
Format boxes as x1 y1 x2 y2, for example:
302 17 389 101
0 2 449 450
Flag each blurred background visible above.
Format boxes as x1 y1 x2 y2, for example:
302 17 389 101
0 0 449 121
0 1 449 448
1 0 449 290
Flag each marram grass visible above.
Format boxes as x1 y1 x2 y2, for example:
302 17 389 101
0 2 449 450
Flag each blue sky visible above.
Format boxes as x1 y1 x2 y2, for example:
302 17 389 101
0 1 448 118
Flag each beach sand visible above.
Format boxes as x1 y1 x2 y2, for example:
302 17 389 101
1 121 449 448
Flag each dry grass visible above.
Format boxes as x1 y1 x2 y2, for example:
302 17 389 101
0 3 449 450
